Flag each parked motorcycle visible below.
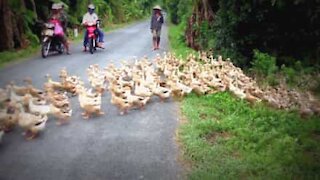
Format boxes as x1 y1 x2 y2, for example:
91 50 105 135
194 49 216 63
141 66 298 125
41 20 65 58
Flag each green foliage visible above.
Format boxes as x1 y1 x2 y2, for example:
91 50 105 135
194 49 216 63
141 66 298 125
215 0 320 66
26 31 40 46
195 20 215 50
250 49 277 77
180 92 320 179
281 66 297 86
168 23 195 58
163 0 180 24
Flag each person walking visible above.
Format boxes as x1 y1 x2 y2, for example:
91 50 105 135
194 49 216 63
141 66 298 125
150 5 164 50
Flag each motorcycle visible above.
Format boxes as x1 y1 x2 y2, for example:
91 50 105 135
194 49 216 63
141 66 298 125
85 20 101 54
41 19 65 58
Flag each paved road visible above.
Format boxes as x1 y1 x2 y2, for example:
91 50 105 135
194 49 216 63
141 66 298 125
0 20 183 180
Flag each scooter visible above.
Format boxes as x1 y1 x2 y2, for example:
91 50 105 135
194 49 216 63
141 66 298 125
85 20 102 54
41 20 65 58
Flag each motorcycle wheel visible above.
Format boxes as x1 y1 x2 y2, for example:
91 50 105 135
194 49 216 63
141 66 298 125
89 38 94 54
58 44 65 54
41 40 51 58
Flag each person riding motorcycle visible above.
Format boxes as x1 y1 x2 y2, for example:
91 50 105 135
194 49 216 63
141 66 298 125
49 3 70 54
56 2 68 35
82 4 104 51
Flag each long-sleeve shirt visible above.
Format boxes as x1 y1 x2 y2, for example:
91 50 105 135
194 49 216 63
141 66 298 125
150 14 164 30
82 12 99 25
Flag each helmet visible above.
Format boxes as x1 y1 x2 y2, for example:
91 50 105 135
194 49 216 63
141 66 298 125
51 3 61 10
88 4 95 9
57 2 64 9
153 5 162 10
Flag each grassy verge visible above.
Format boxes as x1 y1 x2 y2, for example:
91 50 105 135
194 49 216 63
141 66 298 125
168 24 320 179
0 46 39 68
181 92 320 179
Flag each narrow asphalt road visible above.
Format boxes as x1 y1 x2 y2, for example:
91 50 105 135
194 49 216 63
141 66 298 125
0 20 183 180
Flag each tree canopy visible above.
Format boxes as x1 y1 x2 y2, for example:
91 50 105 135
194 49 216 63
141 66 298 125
163 0 320 67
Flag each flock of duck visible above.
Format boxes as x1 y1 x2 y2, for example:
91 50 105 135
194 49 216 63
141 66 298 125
0 52 319 141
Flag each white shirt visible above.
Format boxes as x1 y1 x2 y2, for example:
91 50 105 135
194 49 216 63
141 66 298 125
82 12 98 25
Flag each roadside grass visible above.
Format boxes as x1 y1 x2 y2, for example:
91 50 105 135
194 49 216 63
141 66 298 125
168 24 320 179
0 46 39 68
180 92 320 179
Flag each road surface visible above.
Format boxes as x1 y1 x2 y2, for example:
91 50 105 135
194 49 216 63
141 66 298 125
0 20 183 180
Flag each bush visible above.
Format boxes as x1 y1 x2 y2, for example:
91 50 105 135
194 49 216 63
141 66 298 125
280 66 296 86
250 49 278 77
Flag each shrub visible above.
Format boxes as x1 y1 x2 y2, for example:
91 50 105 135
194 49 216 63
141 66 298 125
250 49 278 77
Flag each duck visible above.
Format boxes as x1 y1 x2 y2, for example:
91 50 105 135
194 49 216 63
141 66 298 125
46 89 68 102
134 81 153 97
77 86 104 119
228 81 246 99
151 81 172 102
26 94 51 115
244 90 261 104
49 104 72 125
306 92 320 115
108 80 126 97
0 105 19 132
17 103 48 140
0 88 8 102
87 67 107 94
9 81 29 96
299 104 314 118
118 77 134 89
123 86 150 109
23 78 46 99
7 85 26 103
26 93 71 121
45 74 63 90
110 92 132 115
175 79 193 96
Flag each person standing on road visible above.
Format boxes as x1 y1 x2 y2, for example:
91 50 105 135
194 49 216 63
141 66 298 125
150 5 164 50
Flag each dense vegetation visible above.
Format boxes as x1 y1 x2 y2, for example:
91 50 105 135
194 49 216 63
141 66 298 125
0 0 158 51
163 0 320 69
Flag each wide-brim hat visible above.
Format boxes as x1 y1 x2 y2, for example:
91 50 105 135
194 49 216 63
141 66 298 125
153 5 162 10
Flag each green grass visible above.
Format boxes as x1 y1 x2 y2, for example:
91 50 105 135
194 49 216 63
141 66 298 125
168 23 195 58
180 92 320 179
0 46 39 68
